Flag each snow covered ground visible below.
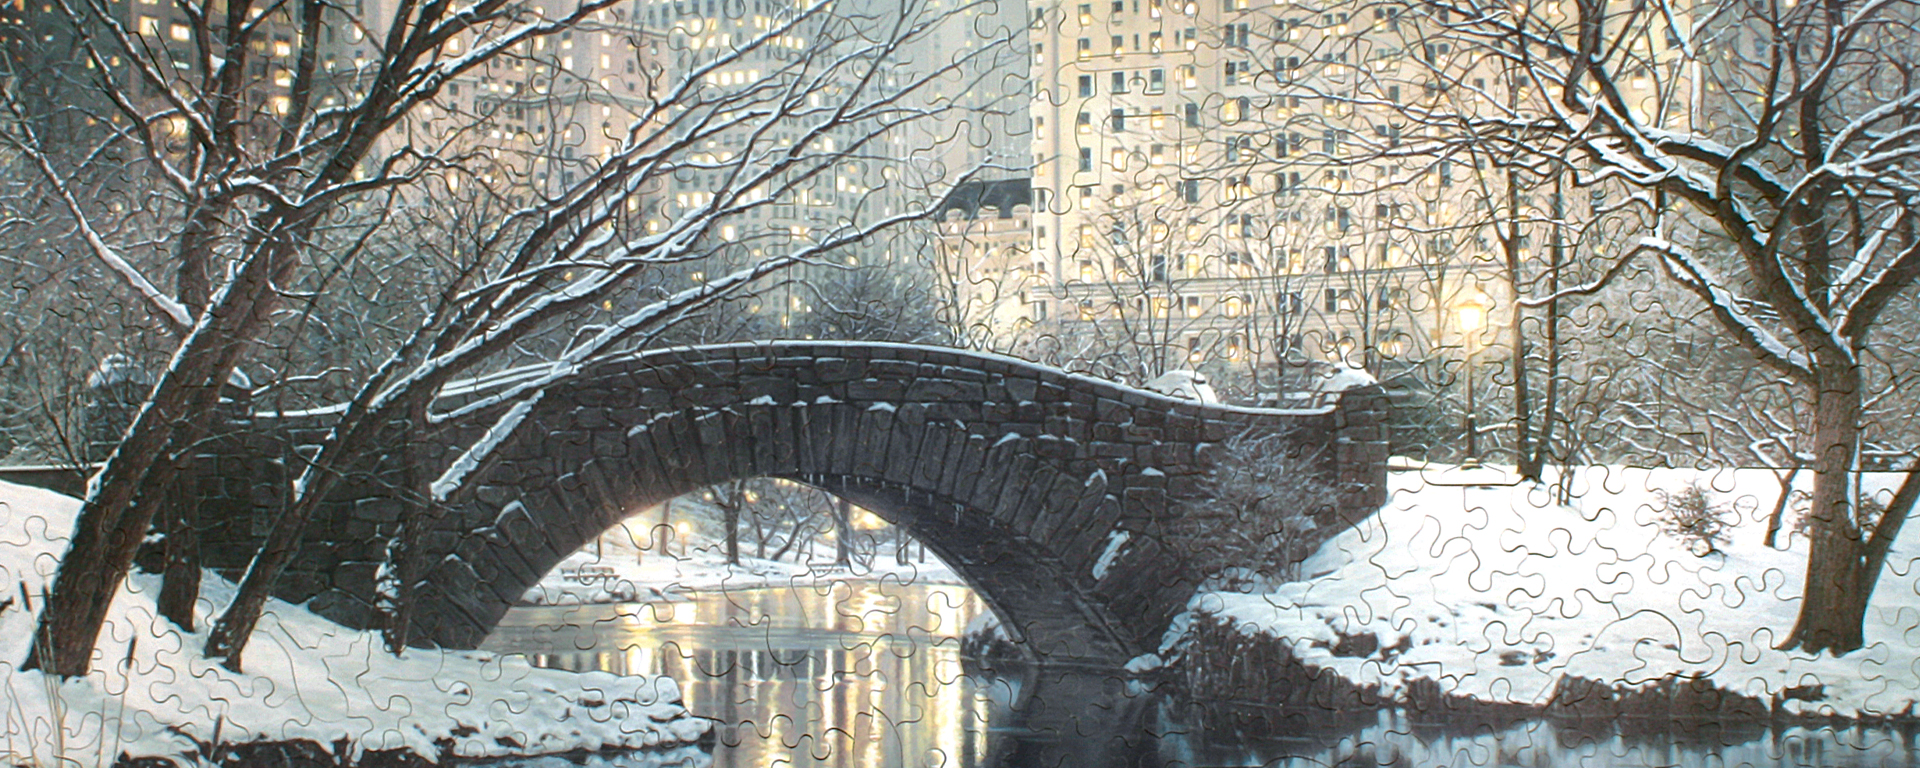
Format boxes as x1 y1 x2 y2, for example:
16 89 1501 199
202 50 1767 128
1199 464 1920 718
519 537 968 607
0 480 709 768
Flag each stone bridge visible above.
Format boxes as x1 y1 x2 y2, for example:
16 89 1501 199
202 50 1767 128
188 342 1387 666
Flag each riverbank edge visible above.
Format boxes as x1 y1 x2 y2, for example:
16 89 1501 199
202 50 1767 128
1170 613 1920 731
106 726 718 768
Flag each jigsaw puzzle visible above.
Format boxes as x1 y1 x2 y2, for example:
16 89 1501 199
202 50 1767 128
3 0 1920 765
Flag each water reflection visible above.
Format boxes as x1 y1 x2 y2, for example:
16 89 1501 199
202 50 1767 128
482 580 1920 768
1204 708 1920 768
485 582 1014 767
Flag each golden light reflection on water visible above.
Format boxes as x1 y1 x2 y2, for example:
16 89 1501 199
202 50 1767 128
482 581 1002 768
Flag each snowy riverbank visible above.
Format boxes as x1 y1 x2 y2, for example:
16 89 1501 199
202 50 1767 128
0 480 710 768
518 534 968 606
1196 464 1920 719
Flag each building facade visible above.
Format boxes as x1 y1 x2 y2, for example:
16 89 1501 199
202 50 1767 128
1022 0 1570 397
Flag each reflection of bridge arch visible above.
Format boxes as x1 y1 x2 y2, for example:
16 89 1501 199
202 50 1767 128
261 342 1388 665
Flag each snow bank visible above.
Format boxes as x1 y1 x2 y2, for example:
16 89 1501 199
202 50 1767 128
1200 466 1920 718
519 538 968 607
0 480 709 768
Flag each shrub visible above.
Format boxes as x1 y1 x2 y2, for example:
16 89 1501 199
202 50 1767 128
1170 429 1339 584
1654 484 1735 556
1790 489 1885 536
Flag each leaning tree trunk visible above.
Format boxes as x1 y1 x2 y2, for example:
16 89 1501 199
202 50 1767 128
26 345 239 676
1780 376 1872 655
381 416 440 654
206 401 403 669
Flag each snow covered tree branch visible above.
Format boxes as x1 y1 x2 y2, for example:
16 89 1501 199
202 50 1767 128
4 0 1021 675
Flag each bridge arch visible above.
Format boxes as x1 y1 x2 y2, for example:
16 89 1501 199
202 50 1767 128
276 342 1388 665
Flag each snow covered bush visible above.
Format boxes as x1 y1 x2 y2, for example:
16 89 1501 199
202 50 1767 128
1790 489 1886 539
1172 430 1337 584
1654 484 1735 556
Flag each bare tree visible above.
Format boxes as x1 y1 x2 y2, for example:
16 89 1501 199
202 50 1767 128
3 0 1016 676
1382 0 1920 653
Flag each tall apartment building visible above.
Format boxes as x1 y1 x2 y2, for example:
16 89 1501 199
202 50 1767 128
928 177 1044 350
1023 0 1609 397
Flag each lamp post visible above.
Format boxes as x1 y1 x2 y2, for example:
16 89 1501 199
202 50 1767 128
1457 291 1489 469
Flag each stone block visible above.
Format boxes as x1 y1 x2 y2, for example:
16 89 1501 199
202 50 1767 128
938 431 982 500
1043 415 1091 444
329 560 382 598
831 405 861 475
884 423 922 486
352 497 405 524
738 375 798 403
906 378 984 402
769 406 802 474
676 384 740 409
914 426 955 489
921 401 980 423
1003 376 1039 403
277 570 331 603
938 365 990 383
307 589 376 631
846 379 907 401
1004 466 1058 535
987 454 1038 526
813 357 867 383
591 430 628 460
574 406 611 430
869 359 919 379
854 408 896 478
1033 434 1078 460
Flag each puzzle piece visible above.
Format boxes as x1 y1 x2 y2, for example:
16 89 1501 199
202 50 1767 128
4 0 1920 765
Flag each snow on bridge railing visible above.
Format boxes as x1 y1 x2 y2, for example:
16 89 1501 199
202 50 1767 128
421 340 1351 419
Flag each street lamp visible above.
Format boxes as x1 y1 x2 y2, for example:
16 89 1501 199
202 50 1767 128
1456 291 1490 469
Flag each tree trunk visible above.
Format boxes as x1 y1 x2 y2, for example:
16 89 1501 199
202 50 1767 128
1503 170 1539 481
156 463 202 632
722 483 741 566
1764 464 1802 550
381 419 437 653
26 344 237 676
1780 378 1871 655
205 403 398 669
834 497 853 567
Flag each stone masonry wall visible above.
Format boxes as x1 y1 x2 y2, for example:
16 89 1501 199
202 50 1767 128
168 342 1390 663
